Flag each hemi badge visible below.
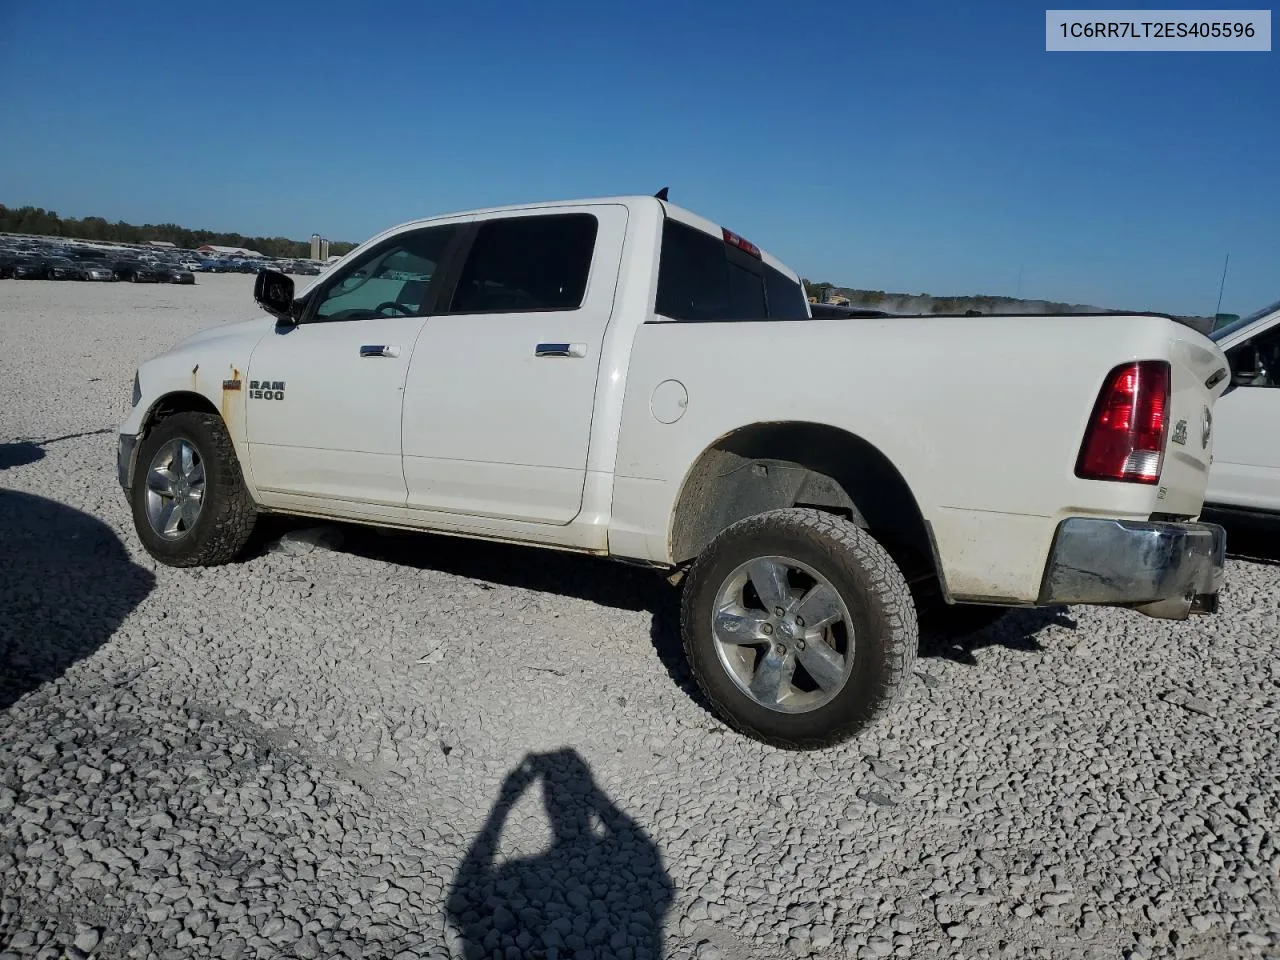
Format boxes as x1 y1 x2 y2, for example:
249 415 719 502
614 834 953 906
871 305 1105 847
1171 419 1188 445
222 379 242 390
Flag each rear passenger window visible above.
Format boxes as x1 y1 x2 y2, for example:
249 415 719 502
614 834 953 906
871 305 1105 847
764 264 809 320
655 221 730 322
655 219 804 322
448 214 598 314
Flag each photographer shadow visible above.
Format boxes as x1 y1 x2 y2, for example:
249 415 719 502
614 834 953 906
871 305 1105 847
446 749 673 960
0 489 155 711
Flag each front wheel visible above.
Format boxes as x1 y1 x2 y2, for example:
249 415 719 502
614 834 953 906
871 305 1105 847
130 412 257 567
680 508 918 749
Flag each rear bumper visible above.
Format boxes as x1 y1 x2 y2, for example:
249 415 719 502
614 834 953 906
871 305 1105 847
1039 517 1226 620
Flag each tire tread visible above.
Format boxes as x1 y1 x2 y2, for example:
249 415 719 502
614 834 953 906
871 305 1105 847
132 412 256 567
680 508 918 749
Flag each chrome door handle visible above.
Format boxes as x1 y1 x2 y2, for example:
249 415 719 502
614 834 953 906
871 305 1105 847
535 342 587 358
360 344 401 358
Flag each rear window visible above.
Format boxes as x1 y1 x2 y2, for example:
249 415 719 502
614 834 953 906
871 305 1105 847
728 261 766 317
764 264 809 320
655 219 807 322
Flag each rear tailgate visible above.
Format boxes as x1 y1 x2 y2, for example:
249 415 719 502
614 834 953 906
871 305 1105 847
1158 329 1231 516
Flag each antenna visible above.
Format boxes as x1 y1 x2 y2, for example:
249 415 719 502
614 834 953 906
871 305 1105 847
654 187 669 201
1213 252 1230 317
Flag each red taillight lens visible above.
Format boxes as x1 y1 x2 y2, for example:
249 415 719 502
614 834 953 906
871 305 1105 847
722 227 761 259
1075 360 1171 484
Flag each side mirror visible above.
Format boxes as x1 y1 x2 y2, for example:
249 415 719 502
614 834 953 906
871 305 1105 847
254 269 297 324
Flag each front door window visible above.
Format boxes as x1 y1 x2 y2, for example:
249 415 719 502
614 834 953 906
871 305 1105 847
313 226 457 322
1227 323 1280 388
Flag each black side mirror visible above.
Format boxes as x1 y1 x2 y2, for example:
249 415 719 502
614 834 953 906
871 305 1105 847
254 269 297 324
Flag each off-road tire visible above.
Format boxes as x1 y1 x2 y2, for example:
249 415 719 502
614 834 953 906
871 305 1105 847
680 508 918 749
130 412 256 567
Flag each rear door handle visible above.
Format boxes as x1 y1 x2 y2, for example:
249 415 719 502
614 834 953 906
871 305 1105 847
535 342 587 358
360 344 401 358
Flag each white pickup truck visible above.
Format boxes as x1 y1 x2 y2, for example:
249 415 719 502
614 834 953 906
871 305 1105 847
118 194 1231 748
1204 299 1280 518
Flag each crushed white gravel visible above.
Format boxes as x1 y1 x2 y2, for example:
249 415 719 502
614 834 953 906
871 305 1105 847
1 273 1278 960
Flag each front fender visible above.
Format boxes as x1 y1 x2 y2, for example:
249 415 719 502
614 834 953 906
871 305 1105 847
120 322 272 496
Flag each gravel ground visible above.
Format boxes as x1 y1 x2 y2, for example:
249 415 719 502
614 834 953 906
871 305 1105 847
1 273 1278 960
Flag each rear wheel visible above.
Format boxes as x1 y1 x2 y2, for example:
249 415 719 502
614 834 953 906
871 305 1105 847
680 508 918 749
130 412 256 567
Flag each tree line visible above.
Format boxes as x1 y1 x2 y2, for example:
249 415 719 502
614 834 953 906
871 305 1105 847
0 204 357 260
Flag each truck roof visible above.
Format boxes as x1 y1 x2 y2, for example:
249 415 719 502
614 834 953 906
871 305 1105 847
371 195 801 282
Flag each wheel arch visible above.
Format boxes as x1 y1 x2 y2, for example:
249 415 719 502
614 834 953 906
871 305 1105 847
127 403 259 567
667 421 942 591
139 391 221 436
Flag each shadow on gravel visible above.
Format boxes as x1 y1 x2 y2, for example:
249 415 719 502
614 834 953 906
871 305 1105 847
295 523 1077 708
918 606 1077 666
0 441 45 469
1203 507 1280 566
273 521 670 611
446 749 673 960
326 523 714 712
0 490 155 711
0 429 116 472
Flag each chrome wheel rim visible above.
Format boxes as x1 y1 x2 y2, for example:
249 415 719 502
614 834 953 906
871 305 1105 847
144 438 206 540
711 555 855 714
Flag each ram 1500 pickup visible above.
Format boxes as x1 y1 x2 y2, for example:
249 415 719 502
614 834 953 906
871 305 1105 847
118 194 1231 748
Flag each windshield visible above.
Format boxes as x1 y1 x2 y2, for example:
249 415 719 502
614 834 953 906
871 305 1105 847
1210 298 1280 341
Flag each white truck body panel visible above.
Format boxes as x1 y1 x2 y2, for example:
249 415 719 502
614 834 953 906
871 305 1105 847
1205 303 1280 514
119 194 1230 608
247 315 425 506
612 314 1225 601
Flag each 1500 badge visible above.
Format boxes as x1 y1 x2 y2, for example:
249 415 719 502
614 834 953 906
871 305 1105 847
250 380 286 400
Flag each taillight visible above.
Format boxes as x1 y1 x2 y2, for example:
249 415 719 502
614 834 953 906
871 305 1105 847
1075 360 1171 484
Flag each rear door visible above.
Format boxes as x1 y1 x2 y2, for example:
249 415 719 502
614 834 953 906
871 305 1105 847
401 205 627 524
1207 312 1280 512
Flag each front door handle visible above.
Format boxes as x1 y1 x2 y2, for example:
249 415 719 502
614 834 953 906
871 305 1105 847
360 344 401 358
535 342 587 358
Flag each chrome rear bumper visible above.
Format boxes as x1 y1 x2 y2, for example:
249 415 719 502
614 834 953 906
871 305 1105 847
1039 517 1226 620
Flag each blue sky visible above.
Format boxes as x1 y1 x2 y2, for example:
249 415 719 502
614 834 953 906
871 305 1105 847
0 0 1275 315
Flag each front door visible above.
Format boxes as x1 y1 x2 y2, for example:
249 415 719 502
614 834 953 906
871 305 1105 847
1208 315 1280 513
401 206 627 524
246 223 461 507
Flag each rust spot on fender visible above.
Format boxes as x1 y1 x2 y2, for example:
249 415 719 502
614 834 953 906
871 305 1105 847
221 367 241 424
